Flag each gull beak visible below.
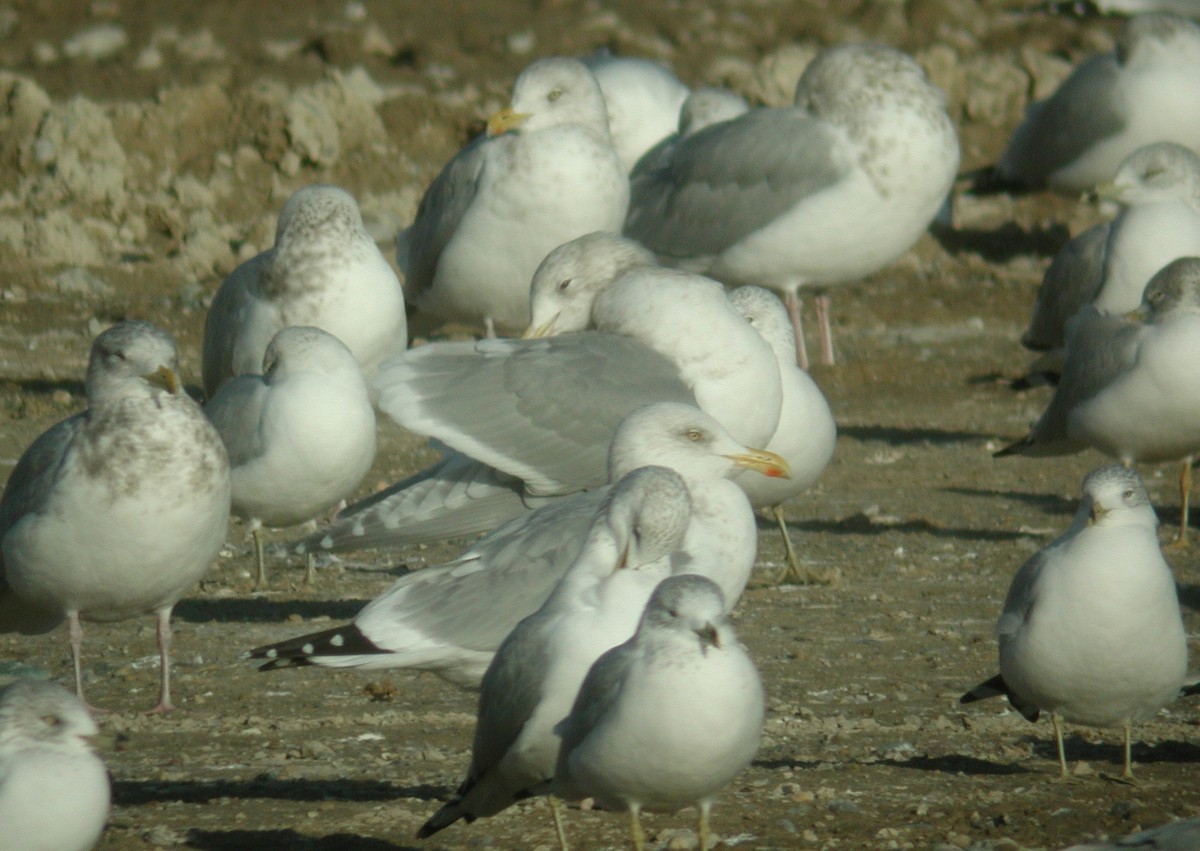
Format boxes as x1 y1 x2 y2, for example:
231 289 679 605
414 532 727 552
1126 304 1150 322
522 314 558 339
1088 502 1109 526
144 365 181 395
725 448 790 479
695 622 720 651
1086 181 1120 204
487 107 530 137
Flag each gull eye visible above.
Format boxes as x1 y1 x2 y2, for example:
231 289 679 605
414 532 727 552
1123 489 1135 500
556 278 572 293
40 714 64 727
547 88 563 103
685 429 703 442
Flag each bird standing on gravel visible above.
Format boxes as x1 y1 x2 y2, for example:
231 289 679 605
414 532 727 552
960 465 1188 778
0 321 231 713
997 257 1200 544
0 680 110 851
398 57 629 335
624 43 958 367
205 325 376 588
544 574 764 851
202 184 407 398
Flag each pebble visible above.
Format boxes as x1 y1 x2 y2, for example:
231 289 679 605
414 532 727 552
62 24 127 61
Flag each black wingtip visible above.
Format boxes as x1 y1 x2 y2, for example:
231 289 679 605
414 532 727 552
992 438 1029 459
961 673 1040 722
246 623 387 671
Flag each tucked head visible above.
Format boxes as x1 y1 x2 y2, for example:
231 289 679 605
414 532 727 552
86 320 180 402
1080 465 1155 528
678 88 749 136
600 465 692 572
275 185 365 243
1104 142 1200 205
0 681 99 749
793 43 943 122
640 574 728 649
1141 257 1200 317
727 287 795 363
262 325 360 379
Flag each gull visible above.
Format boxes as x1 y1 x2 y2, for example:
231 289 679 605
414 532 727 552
205 326 376 589
960 465 1188 778
0 321 231 713
625 43 958 367
250 402 787 687
295 264 781 556
1021 221 1110 356
1062 818 1200 850
580 52 690 174
416 465 692 842
631 86 751 178
726 286 837 583
997 257 1200 544
528 243 835 583
982 13 1200 194
545 574 764 851
1039 0 1200 17
0 681 110 851
201 184 407 398
398 57 629 335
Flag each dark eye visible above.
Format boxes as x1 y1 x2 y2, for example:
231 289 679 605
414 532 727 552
1123 489 1135 500
41 714 64 727
667 608 678 618
547 88 563 102
556 278 572 293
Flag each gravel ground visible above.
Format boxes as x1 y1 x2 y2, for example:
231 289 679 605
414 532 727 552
0 2 1198 850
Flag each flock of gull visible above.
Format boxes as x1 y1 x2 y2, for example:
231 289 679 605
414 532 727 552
3 7 1200 850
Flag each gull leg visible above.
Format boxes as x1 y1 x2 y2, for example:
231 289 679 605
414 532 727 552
149 606 176 714
67 611 88 706
549 796 570 851
629 804 645 851
697 801 712 851
1172 458 1193 548
814 293 835 365
484 317 497 340
252 522 268 590
1122 721 1134 779
303 519 318 583
784 290 809 370
771 505 802 584
1052 714 1069 778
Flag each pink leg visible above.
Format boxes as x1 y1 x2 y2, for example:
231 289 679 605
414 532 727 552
784 291 809 370
815 294 835 365
68 611 86 702
149 607 176 714
484 317 497 340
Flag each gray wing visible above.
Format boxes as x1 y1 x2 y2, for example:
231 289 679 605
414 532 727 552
0 414 83 634
400 136 488 299
354 489 607 654
201 253 269 399
1029 307 1142 446
1063 818 1200 850
625 108 847 258
996 544 1057 640
555 641 638 768
203 375 269 468
293 451 561 554
1022 222 1110 351
375 332 695 496
998 55 1126 187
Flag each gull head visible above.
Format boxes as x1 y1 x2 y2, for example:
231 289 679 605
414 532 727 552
85 320 180 403
1141 257 1200 319
0 681 99 753
640 574 729 654
1080 465 1156 529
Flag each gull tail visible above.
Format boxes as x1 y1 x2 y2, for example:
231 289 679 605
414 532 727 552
417 792 474 839
246 623 391 671
960 673 1040 722
992 436 1032 459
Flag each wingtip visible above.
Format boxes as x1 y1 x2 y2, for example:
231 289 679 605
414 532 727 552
992 438 1028 459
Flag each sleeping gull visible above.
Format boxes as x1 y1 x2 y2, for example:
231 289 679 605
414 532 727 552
398 57 629 335
997 257 1200 544
726 286 837 583
201 184 407 398
982 13 1200 194
0 681 110 851
295 264 781 555
960 465 1187 777
0 322 231 712
625 43 958 367
543 574 764 851
1062 818 1200 851
580 52 691 174
250 402 787 687
205 326 376 589
417 465 691 841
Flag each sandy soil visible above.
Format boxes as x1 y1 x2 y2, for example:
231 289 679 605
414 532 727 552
0 1 1198 849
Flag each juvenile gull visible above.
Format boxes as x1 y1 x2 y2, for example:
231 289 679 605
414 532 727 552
295 264 781 555
960 466 1187 777
983 13 1200 194
417 465 691 841
625 43 958 366
580 52 690 174
726 286 837 583
0 322 231 712
0 681 110 851
205 326 376 588
997 258 1200 543
251 403 786 687
201 184 407 398
543 574 764 851
398 57 629 335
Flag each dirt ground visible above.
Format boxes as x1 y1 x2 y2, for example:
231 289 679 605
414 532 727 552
0 1 1198 849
